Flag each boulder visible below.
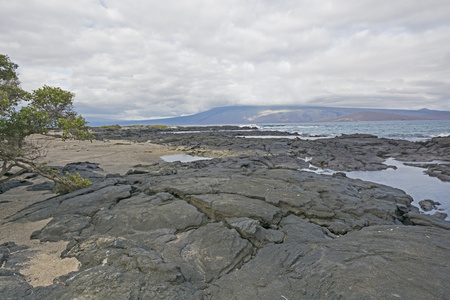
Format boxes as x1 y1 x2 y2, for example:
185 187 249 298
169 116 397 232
419 199 441 211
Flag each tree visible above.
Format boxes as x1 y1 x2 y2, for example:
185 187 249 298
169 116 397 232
1 54 93 193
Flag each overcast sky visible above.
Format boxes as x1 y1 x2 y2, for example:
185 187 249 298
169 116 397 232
1 0 450 121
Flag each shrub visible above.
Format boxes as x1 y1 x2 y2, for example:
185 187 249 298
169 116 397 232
147 125 168 129
100 124 121 131
53 172 92 194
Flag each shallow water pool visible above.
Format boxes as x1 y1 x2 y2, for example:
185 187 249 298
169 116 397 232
160 154 212 163
344 158 450 219
302 158 449 219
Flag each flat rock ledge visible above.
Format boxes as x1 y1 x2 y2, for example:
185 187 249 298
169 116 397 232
1 154 449 300
94 127 450 181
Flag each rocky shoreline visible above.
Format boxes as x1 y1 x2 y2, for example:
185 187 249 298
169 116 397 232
1 126 449 299
95 125 450 177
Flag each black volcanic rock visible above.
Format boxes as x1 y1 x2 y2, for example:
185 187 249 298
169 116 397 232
1 131 450 299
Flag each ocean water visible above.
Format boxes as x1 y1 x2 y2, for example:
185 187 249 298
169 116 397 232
255 120 449 220
161 154 212 162
306 158 450 220
161 120 450 219
346 158 449 220
257 119 450 141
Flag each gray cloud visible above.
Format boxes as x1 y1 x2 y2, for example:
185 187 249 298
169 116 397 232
1 0 450 122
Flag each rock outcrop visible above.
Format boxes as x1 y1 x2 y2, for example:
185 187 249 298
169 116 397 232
1 127 450 299
1 147 449 299
93 127 450 180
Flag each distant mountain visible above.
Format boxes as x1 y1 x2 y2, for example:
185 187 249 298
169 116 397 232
96 105 450 126
319 111 423 122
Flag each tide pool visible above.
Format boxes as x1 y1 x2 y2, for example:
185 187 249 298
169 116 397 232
160 154 212 163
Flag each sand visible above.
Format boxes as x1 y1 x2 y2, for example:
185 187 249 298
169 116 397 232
0 135 180 287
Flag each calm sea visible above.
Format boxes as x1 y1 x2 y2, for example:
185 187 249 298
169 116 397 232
243 120 450 219
254 120 449 220
257 119 450 141
170 120 450 217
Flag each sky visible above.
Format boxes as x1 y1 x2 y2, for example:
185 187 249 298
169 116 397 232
1 0 450 122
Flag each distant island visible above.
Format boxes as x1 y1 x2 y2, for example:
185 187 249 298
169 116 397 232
90 106 450 126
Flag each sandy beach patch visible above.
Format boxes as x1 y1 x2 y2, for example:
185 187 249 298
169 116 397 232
29 134 181 175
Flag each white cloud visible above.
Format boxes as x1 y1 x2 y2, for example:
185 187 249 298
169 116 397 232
1 0 450 122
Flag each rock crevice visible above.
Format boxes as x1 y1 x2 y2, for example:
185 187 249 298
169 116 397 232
1 129 449 299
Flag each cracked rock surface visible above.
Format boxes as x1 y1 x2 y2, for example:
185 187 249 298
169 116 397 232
1 129 450 299
1 153 449 299
94 127 450 180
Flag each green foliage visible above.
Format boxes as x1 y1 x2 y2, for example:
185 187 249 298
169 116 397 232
31 85 76 126
0 55 29 111
146 124 168 129
100 124 121 130
40 166 91 194
59 115 93 141
53 172 92 194
1 54 93 193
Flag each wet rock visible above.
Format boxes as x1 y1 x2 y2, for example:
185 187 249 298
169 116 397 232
405 212 450 230
432 211 448 220
424 163 450 182
419 199 441 211
332 172 347 177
